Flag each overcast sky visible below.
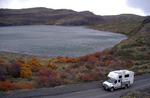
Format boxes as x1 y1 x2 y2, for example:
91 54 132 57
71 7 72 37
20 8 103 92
0 0 149 16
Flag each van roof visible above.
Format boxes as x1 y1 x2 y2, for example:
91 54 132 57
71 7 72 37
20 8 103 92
108 70 134 79
113 70 132 75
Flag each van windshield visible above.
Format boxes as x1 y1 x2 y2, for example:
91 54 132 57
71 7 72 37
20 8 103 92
107 78 115 83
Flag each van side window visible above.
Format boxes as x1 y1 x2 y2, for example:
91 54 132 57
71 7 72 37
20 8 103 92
119 76 122 78
125 74 129 78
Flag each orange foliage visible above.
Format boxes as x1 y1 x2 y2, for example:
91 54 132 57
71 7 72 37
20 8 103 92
65 57 78 63
48 61 58 70
20 63 32 78
55 57 78 63
93 52 101 58
0 58 5 64
78 54 100 65
17 58 26 65
87 56 99 64
0 80 15 91
28 58 42 72
14 82 33 89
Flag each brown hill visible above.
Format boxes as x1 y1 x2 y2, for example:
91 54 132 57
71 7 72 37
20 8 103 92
0 7 104 26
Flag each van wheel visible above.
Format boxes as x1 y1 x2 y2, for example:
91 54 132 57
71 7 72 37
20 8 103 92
125 84 128 89
110 87 114 92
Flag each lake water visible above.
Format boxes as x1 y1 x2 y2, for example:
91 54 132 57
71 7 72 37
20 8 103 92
0 25 126 57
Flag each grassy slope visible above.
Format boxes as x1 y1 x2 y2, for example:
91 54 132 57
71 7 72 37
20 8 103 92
90 16 150 74
90 14 144 35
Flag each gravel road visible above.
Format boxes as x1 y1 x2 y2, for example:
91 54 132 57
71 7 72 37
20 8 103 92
1 74 150 98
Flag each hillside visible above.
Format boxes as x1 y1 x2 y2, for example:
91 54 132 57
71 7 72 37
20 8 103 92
90 14 145 35
0 7 104 26
90 16 150 74
0 8 146 27
112 16 150 74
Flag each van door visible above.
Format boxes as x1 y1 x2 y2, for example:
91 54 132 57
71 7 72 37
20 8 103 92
114 80 121 89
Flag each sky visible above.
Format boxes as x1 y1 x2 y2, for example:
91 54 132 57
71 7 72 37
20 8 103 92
0 0 149 16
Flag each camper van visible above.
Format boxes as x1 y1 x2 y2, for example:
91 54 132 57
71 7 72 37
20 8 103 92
102 70 134 91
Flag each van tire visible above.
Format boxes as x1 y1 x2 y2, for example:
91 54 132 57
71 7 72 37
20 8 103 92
110 87 114 92
125 84 128 89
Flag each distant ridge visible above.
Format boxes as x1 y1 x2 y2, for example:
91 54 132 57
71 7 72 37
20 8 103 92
0 7 104 26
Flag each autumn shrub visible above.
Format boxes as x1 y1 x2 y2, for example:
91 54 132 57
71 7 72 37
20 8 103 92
20 63 32 78
103 60 112 66
14 82 34 90
80 73 94 82
62 79 74 84
125 60 134 68
0 58 6 64
79 66 89 73
47 61 58 70
55 57 68 63
60 72 68 79
9 61 21 78
55 57 78 63
0 65 7 81
28 58 42 72
37 76 50 87
65 58 79 63
0 80 15 91
75 73 83 81
93 52 101 58
0 58 7 80
37 68 62 87
79 71 100 82
86 55 100 64
78 54 100 65
78 55 89 62
85 64 94 69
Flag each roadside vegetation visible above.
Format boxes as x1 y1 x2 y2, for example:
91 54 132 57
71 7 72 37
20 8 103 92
0 50 133 91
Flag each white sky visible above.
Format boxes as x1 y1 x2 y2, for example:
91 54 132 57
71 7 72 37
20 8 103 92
0 0 146 16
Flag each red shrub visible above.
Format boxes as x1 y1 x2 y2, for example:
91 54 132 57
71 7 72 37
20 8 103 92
80 73 94 82
0 81 15 91
87 56 99 64
37 69 62 87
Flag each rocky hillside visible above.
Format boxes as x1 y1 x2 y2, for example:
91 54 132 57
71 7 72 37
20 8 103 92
0 7 104 26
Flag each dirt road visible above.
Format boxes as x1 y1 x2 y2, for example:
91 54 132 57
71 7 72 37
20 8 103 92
1 74 150 98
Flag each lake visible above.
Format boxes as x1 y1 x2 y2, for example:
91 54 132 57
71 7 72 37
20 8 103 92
0 25 126 57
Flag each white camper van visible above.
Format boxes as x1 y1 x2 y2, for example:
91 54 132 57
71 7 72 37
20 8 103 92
102 70 134 91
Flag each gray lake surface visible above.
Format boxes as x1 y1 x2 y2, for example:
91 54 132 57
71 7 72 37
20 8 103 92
0 25 126 57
